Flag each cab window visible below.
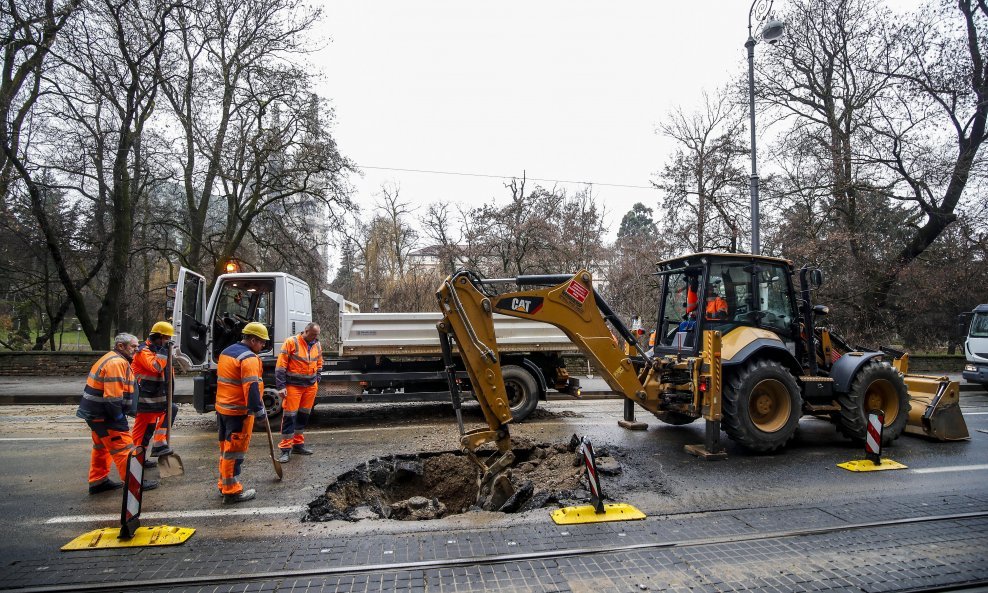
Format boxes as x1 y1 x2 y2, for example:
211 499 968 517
757 264 797 336
212 279 275 359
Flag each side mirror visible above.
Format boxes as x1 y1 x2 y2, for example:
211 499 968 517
813 304 829 317
810 269 824 288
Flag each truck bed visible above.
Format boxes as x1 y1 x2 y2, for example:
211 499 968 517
339 312 579 356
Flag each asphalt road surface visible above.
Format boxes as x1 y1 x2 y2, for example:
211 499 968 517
0 391 986 592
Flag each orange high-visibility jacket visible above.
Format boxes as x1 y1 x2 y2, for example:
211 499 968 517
705 297 728 320
77 351 135 429
216 342 264 416
132 340 171 412
275 334 323 390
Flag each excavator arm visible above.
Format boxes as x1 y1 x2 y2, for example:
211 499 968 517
436 269 724 508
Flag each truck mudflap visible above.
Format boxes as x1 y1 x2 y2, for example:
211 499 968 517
903 374 970 441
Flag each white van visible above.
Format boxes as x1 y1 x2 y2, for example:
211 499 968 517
963 304 988 388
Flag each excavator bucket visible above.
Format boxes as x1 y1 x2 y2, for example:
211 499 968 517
903 375 969 441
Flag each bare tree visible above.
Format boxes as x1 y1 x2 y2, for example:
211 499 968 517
160 0 354 280
654 88 749 253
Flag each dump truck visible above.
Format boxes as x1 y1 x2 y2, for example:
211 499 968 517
167 268 580 421
436 253 969 509
963 304 988 389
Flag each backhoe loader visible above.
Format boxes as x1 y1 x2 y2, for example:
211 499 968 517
436 252 969 510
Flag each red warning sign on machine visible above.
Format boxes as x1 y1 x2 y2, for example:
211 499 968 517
565 280 590 303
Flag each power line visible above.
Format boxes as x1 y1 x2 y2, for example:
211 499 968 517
358 165 659 191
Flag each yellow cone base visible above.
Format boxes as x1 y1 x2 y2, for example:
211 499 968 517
62 525 195 551
837 458 908 472
551 503 646 525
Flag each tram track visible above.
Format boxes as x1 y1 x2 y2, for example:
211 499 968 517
6 510 988 593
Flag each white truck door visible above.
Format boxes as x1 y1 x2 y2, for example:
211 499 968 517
168 267 208 371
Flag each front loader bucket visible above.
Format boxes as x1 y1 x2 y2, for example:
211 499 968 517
903 375 969 441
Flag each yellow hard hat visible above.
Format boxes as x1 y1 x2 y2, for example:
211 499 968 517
150 321 175 337
242 322 269 341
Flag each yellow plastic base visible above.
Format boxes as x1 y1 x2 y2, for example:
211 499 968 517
62 525 195 551
837 458 908 472
551 503 646 525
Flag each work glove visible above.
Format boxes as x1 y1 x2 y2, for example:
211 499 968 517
276 388 287 399
254 407 267 420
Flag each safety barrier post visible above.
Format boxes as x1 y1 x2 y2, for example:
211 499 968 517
865 409 884 466
579 437 605 514
119 448 145 540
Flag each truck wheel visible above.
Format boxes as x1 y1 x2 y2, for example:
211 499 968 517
722 359 802 452
653 411 697 425
261 388 283 419
502 365 540 421
835 361 910 445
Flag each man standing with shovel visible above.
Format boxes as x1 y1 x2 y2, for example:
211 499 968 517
131 322 180 476
215 322 271 503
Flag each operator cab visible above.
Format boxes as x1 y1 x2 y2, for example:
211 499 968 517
653 253 799 355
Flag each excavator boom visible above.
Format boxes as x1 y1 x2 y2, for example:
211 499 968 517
436 269 726 509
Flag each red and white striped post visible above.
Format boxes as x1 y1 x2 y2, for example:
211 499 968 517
580 437 605 514
119 447 145 539
865 409 884 466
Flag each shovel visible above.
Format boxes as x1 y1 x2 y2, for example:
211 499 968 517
261 412 283 480
157 344 185 477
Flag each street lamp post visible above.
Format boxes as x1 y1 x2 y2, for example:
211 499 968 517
746 0 785 255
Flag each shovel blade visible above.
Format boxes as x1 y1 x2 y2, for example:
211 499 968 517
272 459 283 480
157 452 185 477
904 375 970 441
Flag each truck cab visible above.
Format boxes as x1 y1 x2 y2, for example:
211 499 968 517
963 304 988 387
168 268 313 412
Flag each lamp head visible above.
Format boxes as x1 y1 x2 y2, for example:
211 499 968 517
761 17 785 44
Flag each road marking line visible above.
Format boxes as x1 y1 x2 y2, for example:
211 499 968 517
0 437 90 441
960 411 988 415
911 464 988 474
46 505 306 524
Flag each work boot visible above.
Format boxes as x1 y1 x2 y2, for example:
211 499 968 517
150 446 173 458
291 444 314 455
277 449 291 463
143 457 158 469
223 488 256 504
88 479 124 495
142 479 159 491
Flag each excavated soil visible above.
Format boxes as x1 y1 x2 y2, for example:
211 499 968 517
304 436 622 522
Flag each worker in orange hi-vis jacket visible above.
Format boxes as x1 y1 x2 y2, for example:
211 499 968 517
215 322 268 504
275 322 323 464
77 333 157 494
131 321 178 469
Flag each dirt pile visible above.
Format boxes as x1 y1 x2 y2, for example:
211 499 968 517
304 437 622 522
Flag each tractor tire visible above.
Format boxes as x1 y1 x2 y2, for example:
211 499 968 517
502 365 540 421
653 411 698 425
261 387 283 420
722 359 802 452
835 361 910 445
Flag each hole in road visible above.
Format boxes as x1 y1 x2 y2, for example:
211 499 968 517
303 437 624 522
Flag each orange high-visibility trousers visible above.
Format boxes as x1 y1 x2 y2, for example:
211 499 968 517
132 411 165 455
278 384 317 450
86 419 135 486
217 414 254 495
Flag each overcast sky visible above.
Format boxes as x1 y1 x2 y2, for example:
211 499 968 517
314 2 776 241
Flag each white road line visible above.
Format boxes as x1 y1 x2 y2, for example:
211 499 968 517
911 464 988 474
961 411 988 415
46 505 306 524
0 437 90 441
2 419 618 443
